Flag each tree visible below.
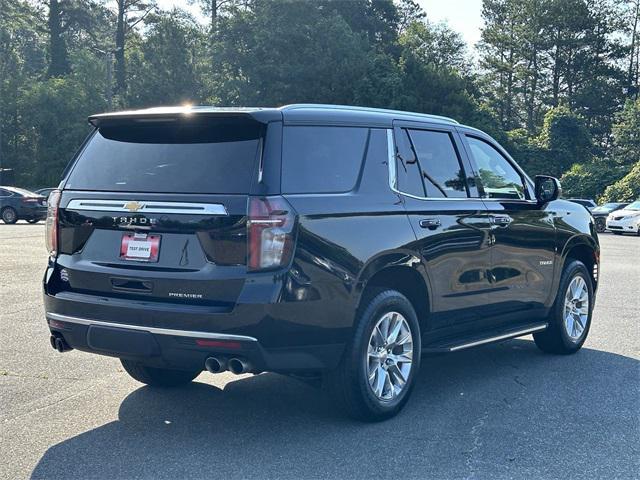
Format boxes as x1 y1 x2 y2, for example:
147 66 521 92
127 10 204 107
478 0 522 130
46 0 70 76
399 20 467 71
611 98 640 167
532 105 592 176
113 0 155 95
214 0 398 106
600 161 640 202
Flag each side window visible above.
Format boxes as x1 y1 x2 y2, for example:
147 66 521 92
0 189 11 197
282 126 368 194
407 129 469 198
466 136 526 200
395 129 426 197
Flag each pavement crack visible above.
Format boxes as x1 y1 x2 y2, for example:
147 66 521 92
513 376 526 387
464 408 490 480
0 370 83 381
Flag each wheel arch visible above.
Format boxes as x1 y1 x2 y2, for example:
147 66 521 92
355 252 431 332
559 234 600 292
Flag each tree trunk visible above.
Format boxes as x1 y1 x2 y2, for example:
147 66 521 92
211 0 217 72
47 0 70 77
505 19 515 130
115 0 126 94
628 0 639 97
552 28 561 107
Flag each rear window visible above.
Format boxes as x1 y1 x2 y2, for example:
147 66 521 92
66 121 262 194
282 126 368 194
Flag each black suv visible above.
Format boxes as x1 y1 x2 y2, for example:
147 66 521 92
44 105 599 420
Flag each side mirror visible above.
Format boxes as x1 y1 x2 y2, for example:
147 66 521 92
535 175 561 204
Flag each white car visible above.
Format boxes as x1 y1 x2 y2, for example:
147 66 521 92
606 200 640 235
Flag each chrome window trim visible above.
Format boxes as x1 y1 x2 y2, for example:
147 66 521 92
65 199 228 215
386 128 474 202
47 312 258 342
387 128 537 203
462 133 535 201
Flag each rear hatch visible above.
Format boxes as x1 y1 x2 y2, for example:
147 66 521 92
54 116 268 309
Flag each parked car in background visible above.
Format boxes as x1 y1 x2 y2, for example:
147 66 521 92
606 200 640 235
0 186 47 224
567 198 597 211
35 188 57 200
591 202 630 232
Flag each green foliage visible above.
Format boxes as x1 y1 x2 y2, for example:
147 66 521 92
560 160 624 200
127 10 205 107
17 77 104 186
0 0 637 198
611 99 640 167
536 105 592 175
600 162 640 202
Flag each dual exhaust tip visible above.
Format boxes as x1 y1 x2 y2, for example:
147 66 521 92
49 334 72 353
205 356 252 375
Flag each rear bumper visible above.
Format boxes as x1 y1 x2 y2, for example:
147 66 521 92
18 205 46 219
45 309 344 373
43 267 349 373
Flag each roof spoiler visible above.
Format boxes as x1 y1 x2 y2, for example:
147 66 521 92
88 106 282 127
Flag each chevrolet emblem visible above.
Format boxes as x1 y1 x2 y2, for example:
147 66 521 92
124 201 145 212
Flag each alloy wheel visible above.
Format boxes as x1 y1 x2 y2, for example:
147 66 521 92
563 276 589 341
2 208 16 224
366 311 414 401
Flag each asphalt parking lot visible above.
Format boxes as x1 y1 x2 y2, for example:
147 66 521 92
0 223 638 479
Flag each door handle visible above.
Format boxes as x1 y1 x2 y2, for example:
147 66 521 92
492 215 512 226
419 218 441 230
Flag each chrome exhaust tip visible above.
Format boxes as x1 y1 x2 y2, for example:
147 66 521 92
204 356 227 374
228 357 251 375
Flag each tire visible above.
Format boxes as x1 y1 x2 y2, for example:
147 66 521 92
594 217 606 233
1 207 18 224
120 359 200 387
326 289 421 421
534 260 594 354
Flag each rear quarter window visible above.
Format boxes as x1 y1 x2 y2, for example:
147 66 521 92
281 126 368 194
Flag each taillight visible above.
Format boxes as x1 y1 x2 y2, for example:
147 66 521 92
22 197 39 203
45 190 61 256
247 196 297 272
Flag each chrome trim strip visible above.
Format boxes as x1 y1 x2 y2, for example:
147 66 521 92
66 200 228 216
47 312 258 342
448 324 547 352
386 129 397 192
385 128 533 203
386 129 477 202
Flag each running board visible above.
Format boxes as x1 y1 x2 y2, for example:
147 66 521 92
422 323 548 353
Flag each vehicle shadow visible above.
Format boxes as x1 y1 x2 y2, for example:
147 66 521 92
31 340 639 479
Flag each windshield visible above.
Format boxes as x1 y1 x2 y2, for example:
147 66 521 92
66 120 263 194
594 203 618 211
626 201 640 211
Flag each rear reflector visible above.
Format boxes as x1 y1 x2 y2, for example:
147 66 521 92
49 319 66 329
195 339 242 349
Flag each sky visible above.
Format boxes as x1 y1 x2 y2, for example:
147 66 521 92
155 0 485 48
417 0 484 47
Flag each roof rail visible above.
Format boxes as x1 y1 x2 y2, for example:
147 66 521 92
280 104 459 124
